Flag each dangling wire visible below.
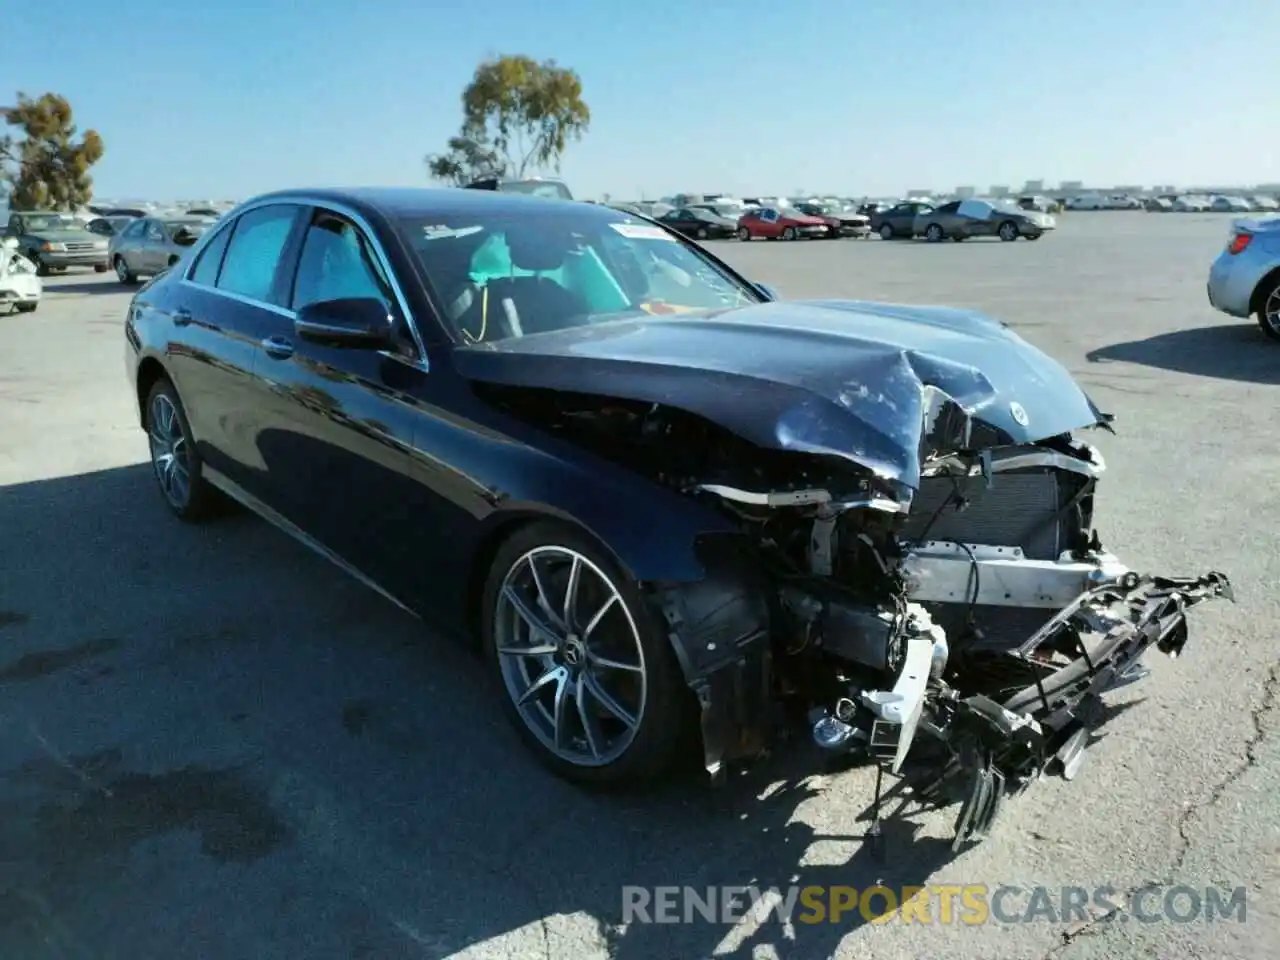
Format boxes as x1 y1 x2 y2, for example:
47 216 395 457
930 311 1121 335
461 283 489 343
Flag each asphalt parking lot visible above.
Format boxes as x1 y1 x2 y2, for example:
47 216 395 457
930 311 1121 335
1 212 1276 960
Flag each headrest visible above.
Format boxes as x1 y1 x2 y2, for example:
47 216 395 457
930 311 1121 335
506 225 572 272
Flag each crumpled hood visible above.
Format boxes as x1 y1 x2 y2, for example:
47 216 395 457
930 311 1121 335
453 299 1110 490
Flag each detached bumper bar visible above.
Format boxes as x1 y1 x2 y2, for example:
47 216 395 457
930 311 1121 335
936 570 1233 847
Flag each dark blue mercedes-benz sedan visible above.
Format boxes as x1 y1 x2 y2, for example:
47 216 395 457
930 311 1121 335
124 186 1231 849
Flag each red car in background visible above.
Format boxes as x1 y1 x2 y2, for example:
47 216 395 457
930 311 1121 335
736 206 832 241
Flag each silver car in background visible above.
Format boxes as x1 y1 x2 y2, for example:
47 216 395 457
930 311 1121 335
1207 216 1280 339
107 215 212 284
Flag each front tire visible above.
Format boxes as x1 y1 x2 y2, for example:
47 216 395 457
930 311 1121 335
782 226 797 240
998 220 1019 241
695 226 709 240
878 223 894 240
29 253 50 277
737 226 751 241
14 302 38 313
481 522 692 786
925 223 944 242
144 378 221 522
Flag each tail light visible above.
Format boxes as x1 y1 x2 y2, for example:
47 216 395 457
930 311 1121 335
1226 232 1252 255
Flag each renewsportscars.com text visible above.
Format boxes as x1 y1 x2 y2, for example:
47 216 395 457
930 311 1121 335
621 884 1248 926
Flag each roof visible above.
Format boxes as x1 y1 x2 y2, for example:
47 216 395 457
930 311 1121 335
245 186 605 223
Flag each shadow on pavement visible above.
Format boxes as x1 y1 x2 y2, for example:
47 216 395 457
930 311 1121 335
0 464 962 959
41 278 127 296
1086 322 1280 385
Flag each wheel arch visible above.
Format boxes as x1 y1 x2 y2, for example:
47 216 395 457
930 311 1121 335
1249 266 1280 316
135 355 170 427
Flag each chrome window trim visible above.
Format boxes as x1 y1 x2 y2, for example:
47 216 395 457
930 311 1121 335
178 194 428 370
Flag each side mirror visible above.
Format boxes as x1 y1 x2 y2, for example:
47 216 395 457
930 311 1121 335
294 297 394 349
754 282 780 301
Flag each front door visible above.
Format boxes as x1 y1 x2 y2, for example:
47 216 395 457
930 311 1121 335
251 205 433 605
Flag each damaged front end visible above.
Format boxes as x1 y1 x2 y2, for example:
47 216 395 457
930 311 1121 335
460 303 1235 848
654 423 1233 850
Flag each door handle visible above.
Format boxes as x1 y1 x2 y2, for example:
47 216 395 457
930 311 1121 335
261 336 294 359
173 307 192 326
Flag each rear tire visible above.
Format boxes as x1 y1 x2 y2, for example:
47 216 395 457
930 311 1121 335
144 378 222 522
14 302 38 313
115 255 139 285
782 226 797 240
481 521 693 786
925 223 944 242
878 223 894 240
94 264 109 273
1256 276 1280 341
737 226 751 241
30 254 50 277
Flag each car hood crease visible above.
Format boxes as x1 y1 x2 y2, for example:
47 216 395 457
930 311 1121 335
453 300 1109 489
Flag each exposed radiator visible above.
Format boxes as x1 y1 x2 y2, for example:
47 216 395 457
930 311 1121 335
902 467 1091 651
902 468 1082 561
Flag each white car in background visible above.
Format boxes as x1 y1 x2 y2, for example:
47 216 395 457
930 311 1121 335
1173 195 1211 212
1066 194 1108 210
1 236 42 314
1247 196 1279 212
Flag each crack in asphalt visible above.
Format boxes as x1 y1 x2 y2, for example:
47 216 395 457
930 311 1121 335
1041 659 1280 957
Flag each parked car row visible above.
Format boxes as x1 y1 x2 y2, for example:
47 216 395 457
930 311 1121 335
1 208 220 281
870 198 1054 242
1066 192 1279 213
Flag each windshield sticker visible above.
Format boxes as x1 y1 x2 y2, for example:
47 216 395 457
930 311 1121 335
609 222 675 241
421 225 484 240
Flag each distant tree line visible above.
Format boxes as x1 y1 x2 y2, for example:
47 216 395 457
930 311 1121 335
1 92 105 210
426 54 590 186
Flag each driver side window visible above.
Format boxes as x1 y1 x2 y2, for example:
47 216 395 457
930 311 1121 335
290 211 393 312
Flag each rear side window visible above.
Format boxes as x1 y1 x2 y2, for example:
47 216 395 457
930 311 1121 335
188 221 234 286
215 204 299 304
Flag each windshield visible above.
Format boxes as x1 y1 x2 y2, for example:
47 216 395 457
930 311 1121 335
398 209 762 343
799 203 830 215
164 219 208 233
22 214 84 232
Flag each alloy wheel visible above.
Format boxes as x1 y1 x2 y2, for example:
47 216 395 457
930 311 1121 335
115 256 130 283
148 392 191 509
1264 286 1280 336
494 546 647 767
1000 222 1018 241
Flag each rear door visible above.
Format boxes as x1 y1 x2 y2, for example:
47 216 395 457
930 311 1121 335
164 202 308 499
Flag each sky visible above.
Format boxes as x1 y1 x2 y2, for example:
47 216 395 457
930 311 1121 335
5 0 1277 201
